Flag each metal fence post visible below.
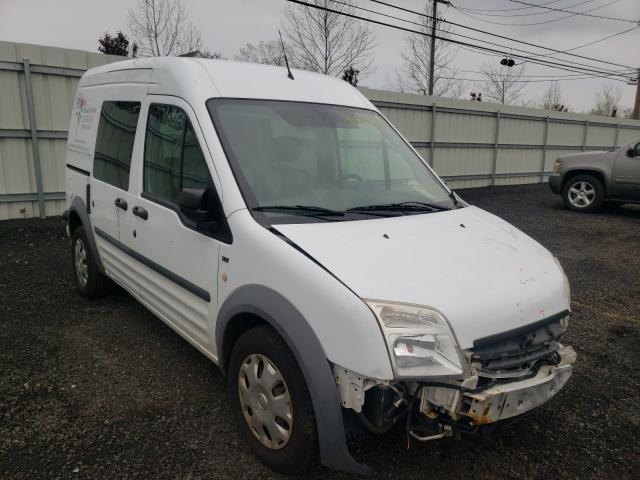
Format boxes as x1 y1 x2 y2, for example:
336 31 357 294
614 122 620 149
23 58 45 218
430 103 436 167
540 116 549 183
491 111 501 186
581 120 589 152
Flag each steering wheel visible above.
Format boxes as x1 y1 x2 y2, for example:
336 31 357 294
339 173 364 182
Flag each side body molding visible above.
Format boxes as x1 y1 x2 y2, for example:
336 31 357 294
68 196 105 273
216 285 370 475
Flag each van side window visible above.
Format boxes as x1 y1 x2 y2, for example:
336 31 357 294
93 101 141 190
144 104 212 203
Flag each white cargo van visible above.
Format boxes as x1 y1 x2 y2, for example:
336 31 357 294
64 58 576 474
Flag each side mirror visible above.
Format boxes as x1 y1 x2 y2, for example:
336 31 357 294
627 147 635 157
178 187 218 232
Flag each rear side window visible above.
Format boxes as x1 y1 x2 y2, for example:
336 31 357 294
143 104 212 203
93 101 141 190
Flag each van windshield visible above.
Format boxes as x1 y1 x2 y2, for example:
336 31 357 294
207 99 455 223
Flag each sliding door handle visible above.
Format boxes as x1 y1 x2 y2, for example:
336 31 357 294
132 206 149 220
114 198 128 210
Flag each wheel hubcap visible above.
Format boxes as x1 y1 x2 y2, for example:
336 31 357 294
238 353 293 450
568 181 595 208
74 238 89 286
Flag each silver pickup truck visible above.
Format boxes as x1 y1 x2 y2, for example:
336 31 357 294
549 137 640 211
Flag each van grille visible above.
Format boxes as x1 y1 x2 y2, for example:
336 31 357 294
471 311 569 372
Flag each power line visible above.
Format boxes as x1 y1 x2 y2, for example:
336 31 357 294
454 41 629 80
508 0 639 23
287 0 631 81
456 0 598 18
437 74 620 83
366 0 635 70
454 0 565 13
518 24 639 67
453 0 625 27
334 0 631 76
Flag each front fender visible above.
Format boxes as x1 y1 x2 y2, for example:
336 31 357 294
216 285 370 475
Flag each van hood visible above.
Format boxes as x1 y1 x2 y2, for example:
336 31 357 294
275 206 569 349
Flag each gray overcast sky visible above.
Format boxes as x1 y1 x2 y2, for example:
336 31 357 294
1 0 638 112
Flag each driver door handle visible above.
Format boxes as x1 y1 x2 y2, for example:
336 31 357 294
132 206 149 220
114 198 128 211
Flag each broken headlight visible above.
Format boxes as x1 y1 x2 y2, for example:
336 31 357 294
365 300 465 378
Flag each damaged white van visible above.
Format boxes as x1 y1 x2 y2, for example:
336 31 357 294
64 57 576 474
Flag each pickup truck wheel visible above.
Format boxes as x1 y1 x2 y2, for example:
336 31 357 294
228 325 318 474
70 226 111 298
562 175 604 212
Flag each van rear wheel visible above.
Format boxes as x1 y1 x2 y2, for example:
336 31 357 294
70 226 111 298
228 325 318 474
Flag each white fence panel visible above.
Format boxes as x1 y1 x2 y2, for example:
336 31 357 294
1 41 640 220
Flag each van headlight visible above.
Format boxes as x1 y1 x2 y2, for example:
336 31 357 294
365 300 465 378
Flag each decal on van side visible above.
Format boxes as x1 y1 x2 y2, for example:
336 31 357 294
67 94 98 156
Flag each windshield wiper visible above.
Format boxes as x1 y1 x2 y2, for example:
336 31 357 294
347 201 450 213
252 205 345 216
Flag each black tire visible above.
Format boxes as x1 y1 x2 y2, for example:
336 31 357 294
562 174 605 212
70 225 111 298
228 325 318 474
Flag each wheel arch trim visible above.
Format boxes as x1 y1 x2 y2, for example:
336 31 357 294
216 284 371 475
562 168 608 193
67 197 105 274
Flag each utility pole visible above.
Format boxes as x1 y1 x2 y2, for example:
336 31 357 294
633 67 640 120
428 0 451 96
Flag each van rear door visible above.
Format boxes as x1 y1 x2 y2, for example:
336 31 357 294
117 96 222 353
90 100 141 250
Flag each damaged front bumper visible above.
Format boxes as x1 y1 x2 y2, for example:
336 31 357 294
334 344 577 440
420 344 577 428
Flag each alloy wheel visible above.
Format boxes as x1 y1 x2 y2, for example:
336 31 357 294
568 181 596 208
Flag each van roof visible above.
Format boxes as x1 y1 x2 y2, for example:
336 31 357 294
79 57 374 110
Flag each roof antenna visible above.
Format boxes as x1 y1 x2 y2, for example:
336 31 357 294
278 30 294 80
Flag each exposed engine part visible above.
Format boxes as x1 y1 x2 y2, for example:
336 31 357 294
357 384 410 434
409 424 453 442
333 366 377 412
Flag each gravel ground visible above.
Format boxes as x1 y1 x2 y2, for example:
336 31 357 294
1 184 639 479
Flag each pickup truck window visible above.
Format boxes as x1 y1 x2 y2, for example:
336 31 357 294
93 101 141 190
143 104 212 204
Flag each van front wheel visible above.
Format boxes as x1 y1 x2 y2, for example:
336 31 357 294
228 325 318 474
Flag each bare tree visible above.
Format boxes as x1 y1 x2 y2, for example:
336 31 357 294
590 85 623 116
282 0 376 76
390 3 464 98
479 62 526 105
538 82 568 111
234 40 290 67
128 0 201 56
